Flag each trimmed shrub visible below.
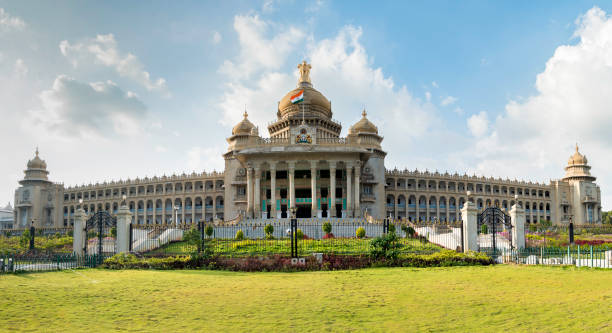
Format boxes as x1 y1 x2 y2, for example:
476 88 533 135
295 229 304 240
356 227 366 238
235 229 245 240
369 233 403 261
264 224 274 239
388 224 396 234
401 225 416 238
205 225 214 237
481 224 488 234
322 222 332 235
183 227 201 253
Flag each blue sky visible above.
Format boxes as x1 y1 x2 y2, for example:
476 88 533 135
2 1 612 208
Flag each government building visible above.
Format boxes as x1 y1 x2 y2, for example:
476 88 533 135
11 61 603 229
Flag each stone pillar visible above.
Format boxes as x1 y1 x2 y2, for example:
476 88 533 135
461 196 478 252
246 166 253 218
116 204 132 253
270 164 277 218
346 164 353 218
510 200 526 249
354 162 361 217
329 161 336 218
254 166 261 218
311 161 317 217
73 208 87 256
288 162 296 214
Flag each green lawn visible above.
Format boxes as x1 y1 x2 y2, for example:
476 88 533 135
1 266 612 332
151 237 442 256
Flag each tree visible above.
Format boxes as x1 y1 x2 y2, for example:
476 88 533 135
264 224 274 239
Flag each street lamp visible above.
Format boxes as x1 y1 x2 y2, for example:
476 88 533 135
174 205 179 227
121 194 127 206
290 206 297 219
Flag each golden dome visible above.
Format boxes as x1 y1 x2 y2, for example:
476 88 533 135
27 148 47 170
232 111 256 136
278 85 332 118
567 144 588 165
349 110 378 135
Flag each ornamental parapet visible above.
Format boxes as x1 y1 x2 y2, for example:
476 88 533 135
229 135 381 151
383 168 549 187
65 170 225 190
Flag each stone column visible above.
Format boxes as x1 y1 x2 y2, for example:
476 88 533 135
270 163 277 218
288 162 296 214
311 161 317 217
254 166 261 219
73 208 87 256
461 195 479 252
329 161 336 218
246 166 253 218
346 163 353 218
116 204 132 253
510 199 526 249
354 162 361 217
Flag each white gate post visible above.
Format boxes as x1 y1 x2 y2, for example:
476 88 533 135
510 196 525 249
116 203 132 253
461 192 478 252
73 208 87 256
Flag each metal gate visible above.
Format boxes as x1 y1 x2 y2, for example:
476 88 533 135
84 211 117 259
477 207 512 254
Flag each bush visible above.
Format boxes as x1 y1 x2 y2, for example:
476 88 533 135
19 230 31 249
183 227 201 253
295 229 304 240
388 224 396 234
205 225 214 237
235 229 245 240
264 224 274 239
356 227 366 239
369 233 403 261
110 226 117 238
481 224 488 234
322 222 332 235
401 225 416 238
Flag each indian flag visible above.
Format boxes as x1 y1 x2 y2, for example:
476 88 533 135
291 90 304 104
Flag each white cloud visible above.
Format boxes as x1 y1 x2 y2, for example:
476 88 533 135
453 107 464 115
186 146 225 172
218 15 305 80
218 17 438 157
13 58 27 77
431 81 438 88
441 95 457 106
468 6 612 207
59 34 168 92
212 30 222 44
28 75 147 138
0 8 25 32
425 91 431 102
467 111 489 137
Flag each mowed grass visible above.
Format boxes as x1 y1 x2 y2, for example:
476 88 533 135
1 266 612 332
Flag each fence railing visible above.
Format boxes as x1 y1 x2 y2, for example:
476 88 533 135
131 220 460 257
0 254 109 274
495 246 612 268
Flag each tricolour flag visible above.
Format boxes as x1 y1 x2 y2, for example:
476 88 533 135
291 90 304 104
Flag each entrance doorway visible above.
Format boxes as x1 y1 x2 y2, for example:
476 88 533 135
281 205 287 218
321 204 328 218
336 204 343 218
296 206 311 218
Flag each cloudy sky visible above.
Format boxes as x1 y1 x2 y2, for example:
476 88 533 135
2 1 612 208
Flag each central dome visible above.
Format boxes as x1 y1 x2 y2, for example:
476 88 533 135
278 84 332 119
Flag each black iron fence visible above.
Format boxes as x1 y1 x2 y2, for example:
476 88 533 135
0 254 107 274
130 219 461 257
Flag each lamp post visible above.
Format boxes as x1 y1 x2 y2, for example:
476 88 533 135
121 194 127 207
174 205 179 227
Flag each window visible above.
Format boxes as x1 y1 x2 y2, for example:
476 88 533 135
320 170 330 178
364 186 372 195
280 188 287 199
237 187 246 196
321 187 328 198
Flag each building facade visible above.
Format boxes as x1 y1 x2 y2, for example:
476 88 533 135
11 61 603 228
0 202 14 229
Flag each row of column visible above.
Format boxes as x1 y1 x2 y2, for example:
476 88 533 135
245 160 361 218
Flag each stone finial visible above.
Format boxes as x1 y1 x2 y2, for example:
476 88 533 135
362 109 367 117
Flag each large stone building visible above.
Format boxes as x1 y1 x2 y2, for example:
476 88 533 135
11 61 602 229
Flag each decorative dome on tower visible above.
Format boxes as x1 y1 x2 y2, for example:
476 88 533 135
562 144 595 181
231 111 256 136
349 110 378 135
567 144 588 166
277 60 332 120
27 148 47 170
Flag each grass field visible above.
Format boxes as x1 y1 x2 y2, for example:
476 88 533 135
1 266 611 332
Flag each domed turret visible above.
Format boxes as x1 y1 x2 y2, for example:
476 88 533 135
567 144 588 165
562 144 595 181
20 148 50 184
349 110 378 135
27 148 47 170
232 111 256 136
